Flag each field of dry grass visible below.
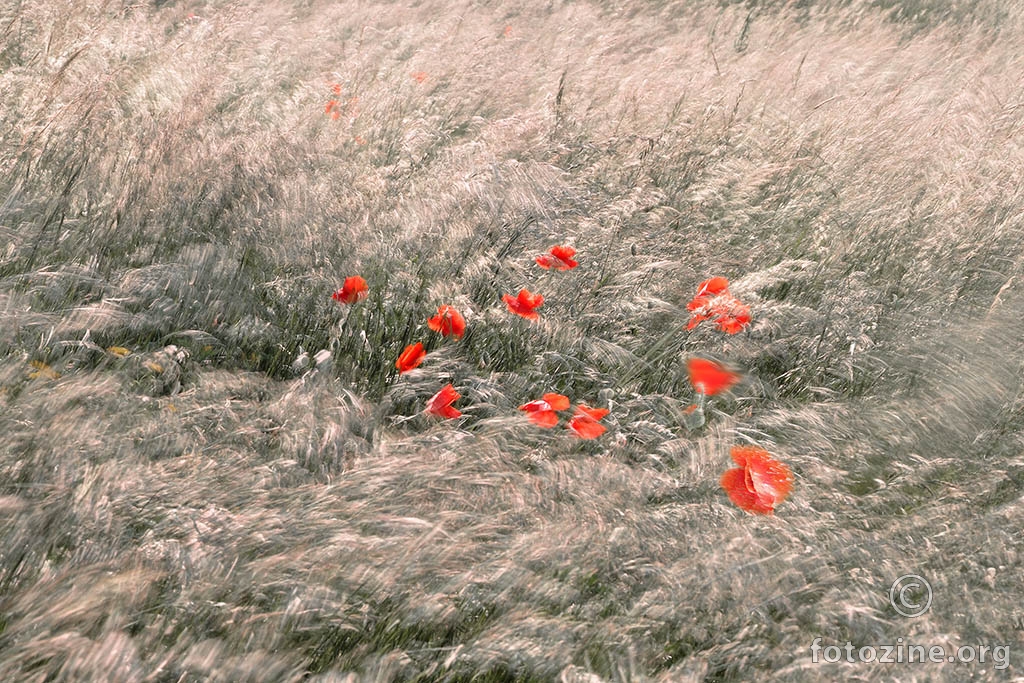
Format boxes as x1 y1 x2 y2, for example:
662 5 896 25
3 0 1024 680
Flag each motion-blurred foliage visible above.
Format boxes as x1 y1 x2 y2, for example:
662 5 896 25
1 0 1023 680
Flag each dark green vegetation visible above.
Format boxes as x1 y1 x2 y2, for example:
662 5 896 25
2 0 1023 680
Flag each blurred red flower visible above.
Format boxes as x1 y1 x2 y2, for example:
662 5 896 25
535 245 578 270
427 305 466 339
412 71 429 83
687 357 740 396
503 289 544 320
519 392 570 428
396 342 426 373
568 404 609 439
426 384 462 419
325 99 342 120
720 446 793 515
332 276 368 304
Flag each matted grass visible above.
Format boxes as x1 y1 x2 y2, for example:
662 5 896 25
2 0 1023 680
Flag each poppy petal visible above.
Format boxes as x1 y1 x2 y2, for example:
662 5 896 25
568 414 606 439
723 446 793 514
550 245 576 261
526 409 559 428
567 404 608 439
426 384 462 418
427 305 466 339
721 468 759 512
537 246 577 270
721 468 774 513
686 296 711 312
503 289 543 319
744 450 793 505
448 309 467 338
542 393 570 411
518 289 544 308
730 445 756 467
696 277 730 297
437 405 462 419
333 276 369 304
396 342 426 373
575 404 609 421
519 399 551 412
718 305 751 334
549 245 578 269
716 318 741 334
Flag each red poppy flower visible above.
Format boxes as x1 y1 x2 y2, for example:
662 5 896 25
541 392 570 411
332 276 369 304
519 392 570 428
720 446 793 515
686 278 750 334
326 99 342 119
568 404 609 439
426 383 462 419
331 83 342 95
504 25 513 37
535 245 578 271
687 357 740 396
412 71 429 83
503 289 544 320
427 305 466 339
396 342 426 373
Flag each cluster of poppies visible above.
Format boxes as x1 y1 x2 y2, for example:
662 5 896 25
389 304 467 375
392 246 572 380
324 83 360 122
330 253 793 515
518 392 610 439
685 354 793 514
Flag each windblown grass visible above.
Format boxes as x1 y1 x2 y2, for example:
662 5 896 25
2 0 1023 680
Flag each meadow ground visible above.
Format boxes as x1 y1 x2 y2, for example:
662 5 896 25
2 0 1024 680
